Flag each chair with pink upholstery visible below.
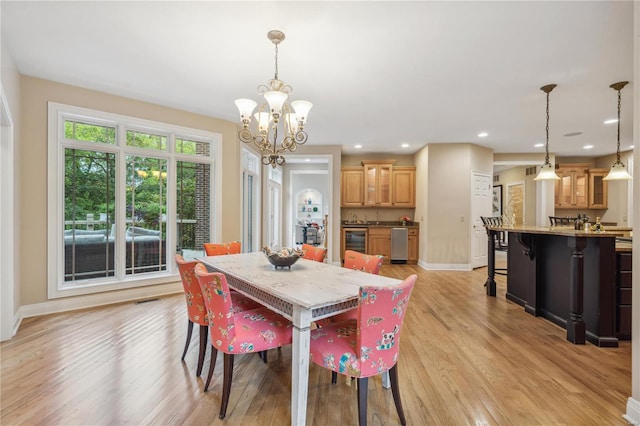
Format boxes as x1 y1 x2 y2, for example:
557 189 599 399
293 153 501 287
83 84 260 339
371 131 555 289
301 243 327 262
175 254 260 377
309 274 417 426
194 263 293 419
203 241 242 256
315 250 384 329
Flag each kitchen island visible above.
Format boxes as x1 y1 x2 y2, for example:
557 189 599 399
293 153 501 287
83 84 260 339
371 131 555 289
484 225 625 347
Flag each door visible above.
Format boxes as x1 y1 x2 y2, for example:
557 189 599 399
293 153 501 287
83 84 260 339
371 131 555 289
471 172 491 268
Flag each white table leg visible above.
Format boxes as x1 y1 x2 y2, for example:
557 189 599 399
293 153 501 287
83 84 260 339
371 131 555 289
291 309 312 426
381 370 391 389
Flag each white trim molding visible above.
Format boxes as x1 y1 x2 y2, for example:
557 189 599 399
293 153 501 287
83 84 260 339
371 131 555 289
423 262 472 271
624 397 640 425
20 281 182 319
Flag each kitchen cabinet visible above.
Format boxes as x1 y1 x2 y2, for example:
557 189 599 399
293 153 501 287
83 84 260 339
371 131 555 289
392 167 416 208
588 168 608 209
368 227 391 263
616 251 632 340
340 167 364 207
362 160 394 207
555 164 588 209
408 228 419 264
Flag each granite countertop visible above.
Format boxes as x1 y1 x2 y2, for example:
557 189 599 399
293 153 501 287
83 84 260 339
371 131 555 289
341 221 419 228
487 224 624 238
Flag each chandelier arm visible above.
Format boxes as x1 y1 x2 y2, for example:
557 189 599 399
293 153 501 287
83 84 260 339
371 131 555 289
295 130 308 145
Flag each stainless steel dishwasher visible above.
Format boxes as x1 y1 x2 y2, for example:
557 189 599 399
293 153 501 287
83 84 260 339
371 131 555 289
390 227 408 263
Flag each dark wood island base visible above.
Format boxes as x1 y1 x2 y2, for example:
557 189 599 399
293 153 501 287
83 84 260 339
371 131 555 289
485 225 624 347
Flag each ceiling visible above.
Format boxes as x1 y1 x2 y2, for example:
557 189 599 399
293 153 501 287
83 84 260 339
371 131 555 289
1 1 635 158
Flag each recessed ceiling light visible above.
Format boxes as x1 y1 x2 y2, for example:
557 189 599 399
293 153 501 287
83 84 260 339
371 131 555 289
534 143 544 148
563 132 583 137
478 132 488 138
354 144 362 149
401 143 410 148
630 145 635 149
305 159 311 162
583 145 594 150
604 118 618 124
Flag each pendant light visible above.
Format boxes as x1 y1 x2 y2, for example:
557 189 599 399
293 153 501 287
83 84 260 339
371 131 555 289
603 81 631 180
534 84 560 181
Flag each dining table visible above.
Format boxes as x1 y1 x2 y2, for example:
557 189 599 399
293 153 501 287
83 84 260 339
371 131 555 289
198 251 403 426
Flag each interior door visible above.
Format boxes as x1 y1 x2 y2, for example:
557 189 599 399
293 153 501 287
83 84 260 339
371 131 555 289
471 172 491 268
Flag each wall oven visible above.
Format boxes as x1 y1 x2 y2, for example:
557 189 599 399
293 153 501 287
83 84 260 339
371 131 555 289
343 228 368 254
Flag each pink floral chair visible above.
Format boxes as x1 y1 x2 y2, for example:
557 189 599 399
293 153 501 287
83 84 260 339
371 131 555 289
301 243 327 262
194 263 293 419
309 274 417 426
203 240 241 256
175 254 259 377
315 250 385 328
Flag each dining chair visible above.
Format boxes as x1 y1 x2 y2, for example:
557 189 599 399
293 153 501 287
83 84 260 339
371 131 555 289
175 254 260 376
549 216 577 227
315 250 384 329
203 240 242 256
309 274 417 426
194 263 293 419
301 243 327 262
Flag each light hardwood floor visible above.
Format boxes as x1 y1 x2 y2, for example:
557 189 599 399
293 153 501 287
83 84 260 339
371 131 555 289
1 264 631 425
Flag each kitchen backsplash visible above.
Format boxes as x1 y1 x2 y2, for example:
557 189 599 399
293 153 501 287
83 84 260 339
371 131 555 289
341 208 417 224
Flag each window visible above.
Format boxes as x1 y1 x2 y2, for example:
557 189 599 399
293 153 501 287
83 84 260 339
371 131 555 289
48 103 221 298
242 149 260 253
267 167 282 248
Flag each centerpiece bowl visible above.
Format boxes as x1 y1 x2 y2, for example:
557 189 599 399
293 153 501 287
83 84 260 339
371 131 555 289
262 247 303 269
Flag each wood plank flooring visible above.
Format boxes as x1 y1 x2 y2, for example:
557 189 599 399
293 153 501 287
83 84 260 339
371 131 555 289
1 264 631 425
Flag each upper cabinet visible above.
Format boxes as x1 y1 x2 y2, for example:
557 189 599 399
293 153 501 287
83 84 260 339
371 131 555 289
340 167 365 207
363 160 393 207
391 167 416 207
554 163 608 209
340 161 416 208
588 168 608 209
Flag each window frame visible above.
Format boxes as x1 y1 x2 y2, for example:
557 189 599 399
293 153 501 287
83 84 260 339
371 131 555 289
47 102 222 299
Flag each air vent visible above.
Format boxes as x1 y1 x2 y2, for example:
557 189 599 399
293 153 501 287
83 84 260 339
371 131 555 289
526 166 537 176
493 175 500 182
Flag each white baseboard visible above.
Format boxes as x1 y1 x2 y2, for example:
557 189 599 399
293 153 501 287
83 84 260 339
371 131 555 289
624 397 640 425
423 262 472 271
19 281 182 319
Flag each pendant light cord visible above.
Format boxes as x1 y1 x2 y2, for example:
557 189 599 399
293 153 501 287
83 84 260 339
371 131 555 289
545 90 550 165
616 88 621 163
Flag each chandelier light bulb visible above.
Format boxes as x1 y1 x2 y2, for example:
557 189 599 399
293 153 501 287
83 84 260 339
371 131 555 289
234 99 257 122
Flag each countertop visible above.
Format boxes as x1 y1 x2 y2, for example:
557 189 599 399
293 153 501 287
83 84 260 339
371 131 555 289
487 224 624 238
341 221 419 228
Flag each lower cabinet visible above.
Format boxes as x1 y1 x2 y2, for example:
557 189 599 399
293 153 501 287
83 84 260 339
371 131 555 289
368 228 391 263
408 228 418 264
616 251 632 340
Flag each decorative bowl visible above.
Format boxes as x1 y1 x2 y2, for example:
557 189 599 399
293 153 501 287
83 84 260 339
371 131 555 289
262 247 303 269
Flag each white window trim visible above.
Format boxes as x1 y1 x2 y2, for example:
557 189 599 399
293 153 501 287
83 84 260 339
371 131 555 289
47 102 222 299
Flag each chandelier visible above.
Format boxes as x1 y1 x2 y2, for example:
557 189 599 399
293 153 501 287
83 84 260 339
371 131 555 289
234 30 313 168
603 81 631 180
534 84 560 181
